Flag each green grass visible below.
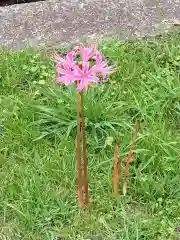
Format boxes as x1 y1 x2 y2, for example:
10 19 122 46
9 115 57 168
0 31 180 239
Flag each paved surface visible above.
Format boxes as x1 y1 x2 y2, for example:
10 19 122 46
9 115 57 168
0 0 180 49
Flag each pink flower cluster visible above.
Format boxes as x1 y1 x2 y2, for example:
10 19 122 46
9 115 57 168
55 45 115 92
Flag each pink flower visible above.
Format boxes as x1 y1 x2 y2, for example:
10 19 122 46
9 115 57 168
93 53 116 78
54 45 116 91
74 62 99 91
56 69 75 87
56 52 75 71
75 45 96 62
56 52 76 86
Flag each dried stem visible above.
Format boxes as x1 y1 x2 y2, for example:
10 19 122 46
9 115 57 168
123 120 140 195
113 143 120 195
80 92 89 208
76 93 83 208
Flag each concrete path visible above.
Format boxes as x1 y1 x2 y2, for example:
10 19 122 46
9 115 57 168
0 0 180 49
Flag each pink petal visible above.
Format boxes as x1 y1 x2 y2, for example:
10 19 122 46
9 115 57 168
87 75 99 83
63 62 70 70
74 65 83 76
81 47 96 62
76 81 86 91
56 75 72 86
96 53 103 64
82 48 89 61
66 52 75 63
54 54 64 63
56 76 65 83
56 66 67 74
82 62 90 74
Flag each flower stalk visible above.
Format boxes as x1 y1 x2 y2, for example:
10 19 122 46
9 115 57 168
55 45 115 208
113 142 122 196
76 93 83 208
80 91 89 208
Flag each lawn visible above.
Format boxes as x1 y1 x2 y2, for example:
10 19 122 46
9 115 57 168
0 31 180 240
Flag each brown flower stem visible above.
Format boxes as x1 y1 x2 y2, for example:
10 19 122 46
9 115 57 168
123 120 140 195
80 91 89 208
76 93 83 208
113 142 125 196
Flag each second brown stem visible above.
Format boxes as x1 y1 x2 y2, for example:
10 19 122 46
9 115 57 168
80 92 89 208
123 120 140 195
